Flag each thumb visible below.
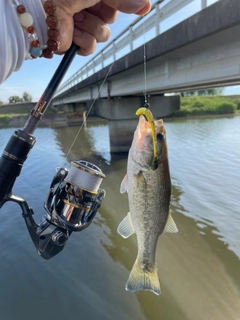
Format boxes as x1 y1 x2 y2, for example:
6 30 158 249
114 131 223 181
101 0 151 14
135 2 151 15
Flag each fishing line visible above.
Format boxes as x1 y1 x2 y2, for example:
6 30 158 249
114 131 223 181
142 0 165 108
66 33 129 158
66 63 114 158
143 19 148 105
142 16 151 110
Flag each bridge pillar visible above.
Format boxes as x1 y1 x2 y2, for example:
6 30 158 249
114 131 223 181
95 95 180 152
58 102 85 113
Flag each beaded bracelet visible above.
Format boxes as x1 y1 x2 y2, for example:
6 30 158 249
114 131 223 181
42 0 60 59
17 5 43 59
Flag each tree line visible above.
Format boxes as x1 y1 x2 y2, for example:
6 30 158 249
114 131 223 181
0 88 224 106
181 88 224 96
0 91 32 105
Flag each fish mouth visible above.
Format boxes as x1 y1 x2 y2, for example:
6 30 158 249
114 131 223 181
136 107 158 170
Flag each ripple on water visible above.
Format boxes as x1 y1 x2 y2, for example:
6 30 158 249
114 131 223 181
166 116 240 259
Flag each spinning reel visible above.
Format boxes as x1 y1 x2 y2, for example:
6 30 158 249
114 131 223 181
0 44 106 259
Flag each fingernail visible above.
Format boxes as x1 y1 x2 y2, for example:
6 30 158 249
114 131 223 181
136 1 151 15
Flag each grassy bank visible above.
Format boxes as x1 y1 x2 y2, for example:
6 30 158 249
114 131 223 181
171 95 240 117
1 97 240 126
0 103 57 126
0 114 13 126
0 113 34 126
0 102 59 128
0 104 35 126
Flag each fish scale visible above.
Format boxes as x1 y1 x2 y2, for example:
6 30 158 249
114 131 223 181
130 167 169 264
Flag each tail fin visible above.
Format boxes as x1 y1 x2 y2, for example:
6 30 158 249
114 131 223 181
126 260 161 295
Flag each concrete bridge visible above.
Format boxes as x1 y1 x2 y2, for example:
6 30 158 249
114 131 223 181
52 0 240 152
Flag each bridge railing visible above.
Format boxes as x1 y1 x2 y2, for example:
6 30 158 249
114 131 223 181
55 0 217 96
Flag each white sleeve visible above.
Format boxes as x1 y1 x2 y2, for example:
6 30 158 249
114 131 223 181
0 0 48 84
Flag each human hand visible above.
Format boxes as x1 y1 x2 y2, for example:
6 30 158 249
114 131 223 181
51 0 151 56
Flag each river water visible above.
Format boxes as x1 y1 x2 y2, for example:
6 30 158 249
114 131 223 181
0 115 239 320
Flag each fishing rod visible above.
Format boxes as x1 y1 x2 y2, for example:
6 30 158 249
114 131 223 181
0 43 106 260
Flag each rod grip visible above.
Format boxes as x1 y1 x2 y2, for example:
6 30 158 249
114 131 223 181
0 130 35 203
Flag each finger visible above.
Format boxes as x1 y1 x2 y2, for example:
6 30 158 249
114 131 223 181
101 0 151 14
73 29 97 56
135 1 151 15
74 11 110 43
55 8 74 52
57 0 100 15
86 2 118 24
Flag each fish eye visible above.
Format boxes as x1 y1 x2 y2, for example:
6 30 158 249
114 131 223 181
157 133 164 140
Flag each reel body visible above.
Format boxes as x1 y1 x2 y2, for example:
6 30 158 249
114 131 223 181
3 160 106 260
45 160 106 233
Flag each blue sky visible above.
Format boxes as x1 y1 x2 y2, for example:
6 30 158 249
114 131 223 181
0 0 239 103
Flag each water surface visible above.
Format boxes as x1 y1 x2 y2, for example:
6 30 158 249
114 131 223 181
0 115 239 320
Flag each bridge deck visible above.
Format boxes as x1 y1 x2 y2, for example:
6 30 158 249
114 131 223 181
52 0 240 105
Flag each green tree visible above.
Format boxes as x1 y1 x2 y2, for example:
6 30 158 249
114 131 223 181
0 100 3 106
183 88 224 96
8 95 23 103
22 91 32 102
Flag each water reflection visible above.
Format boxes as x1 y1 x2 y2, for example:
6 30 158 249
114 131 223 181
54 121 111 165
165 116 240 259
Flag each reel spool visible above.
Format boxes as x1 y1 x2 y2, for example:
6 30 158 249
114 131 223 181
45 160 106 232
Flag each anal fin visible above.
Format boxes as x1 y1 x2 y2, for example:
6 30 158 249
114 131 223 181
164 213 178 233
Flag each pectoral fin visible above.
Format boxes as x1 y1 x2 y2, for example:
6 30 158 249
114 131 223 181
117 213 135 238
164 213 178 233
120 174 128 194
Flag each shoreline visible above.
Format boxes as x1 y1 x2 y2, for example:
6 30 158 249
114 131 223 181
0 113 107 129
0 111 239 129
163 111 240 122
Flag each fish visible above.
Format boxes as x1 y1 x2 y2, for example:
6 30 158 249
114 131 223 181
118 107 178 295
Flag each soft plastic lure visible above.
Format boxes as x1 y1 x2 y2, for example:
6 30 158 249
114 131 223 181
136 107 158 170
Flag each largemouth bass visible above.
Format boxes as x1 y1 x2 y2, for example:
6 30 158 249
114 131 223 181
118 108 178 295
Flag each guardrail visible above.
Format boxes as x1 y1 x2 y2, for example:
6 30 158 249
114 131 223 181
55 0 217 96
